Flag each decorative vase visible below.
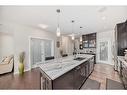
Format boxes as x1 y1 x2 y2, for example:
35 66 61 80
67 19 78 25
18 63 24 75
18 52 25 75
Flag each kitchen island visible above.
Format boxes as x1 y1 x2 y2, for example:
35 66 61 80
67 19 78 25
39 54 95 89
117 56 127 89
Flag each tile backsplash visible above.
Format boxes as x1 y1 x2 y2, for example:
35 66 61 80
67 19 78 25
79 48 96 54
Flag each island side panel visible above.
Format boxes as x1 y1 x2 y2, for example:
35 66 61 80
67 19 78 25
39 68 53 89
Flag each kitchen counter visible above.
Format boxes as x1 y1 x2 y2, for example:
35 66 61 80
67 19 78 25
117 56 127 89
117 56 127 66
39 54 94 80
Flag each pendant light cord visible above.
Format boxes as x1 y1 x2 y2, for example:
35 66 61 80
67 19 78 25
56 9 61 37
57 12 59 28
57 9 60 28
72 20 74 36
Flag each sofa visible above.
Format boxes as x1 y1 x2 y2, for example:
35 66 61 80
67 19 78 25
0 55 14 74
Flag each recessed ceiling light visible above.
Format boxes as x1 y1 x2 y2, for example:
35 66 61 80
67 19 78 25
38 24 48 29
102 16 106 20
104 26 107 29
98 7 107 13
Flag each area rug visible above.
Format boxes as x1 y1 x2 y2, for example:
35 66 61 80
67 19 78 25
80 78 100 90
106 78 124 90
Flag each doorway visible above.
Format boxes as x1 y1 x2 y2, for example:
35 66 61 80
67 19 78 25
97 39 112 64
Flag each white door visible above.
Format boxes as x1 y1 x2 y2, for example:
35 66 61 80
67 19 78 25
40 41 45 63
31 38 45 66
97 39 111 64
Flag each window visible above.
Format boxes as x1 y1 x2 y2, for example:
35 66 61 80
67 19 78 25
30 38 54 65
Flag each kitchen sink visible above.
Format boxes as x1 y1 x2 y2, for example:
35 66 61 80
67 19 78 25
73 57 85 61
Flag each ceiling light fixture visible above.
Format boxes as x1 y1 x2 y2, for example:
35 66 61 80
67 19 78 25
38 24 48 29
71 20 75 40
104 26 107 29
98 7 107 13
102 16 106 20
56 9 61 37
80 37 82 42
72 34 75 40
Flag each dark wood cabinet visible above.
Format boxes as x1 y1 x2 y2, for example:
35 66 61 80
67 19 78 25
53 69 74 89
116 20 127 56
74 63 86 89
74 65 82 89
89 33 96 48
84 61 89 78
82 33 96 48
89 57 94 73
82 35 89 48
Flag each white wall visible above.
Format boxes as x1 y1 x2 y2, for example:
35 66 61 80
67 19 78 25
96 30 115 65
0 22 74 74
14 24 57 73
0 33 14 61
0 23 56 73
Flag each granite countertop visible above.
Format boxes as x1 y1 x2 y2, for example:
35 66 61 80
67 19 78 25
39 54 94 80
117 56 127 66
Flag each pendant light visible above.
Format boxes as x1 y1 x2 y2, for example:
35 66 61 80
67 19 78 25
80 26 83 42
71 20 75 40
72 34 75 40
56 9 61 37
80 36 82 42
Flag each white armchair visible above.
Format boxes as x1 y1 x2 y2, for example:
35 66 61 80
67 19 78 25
0 55 14 74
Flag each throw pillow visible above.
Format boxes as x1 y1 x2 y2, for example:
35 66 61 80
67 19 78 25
1 56 7 63
4 56 13 64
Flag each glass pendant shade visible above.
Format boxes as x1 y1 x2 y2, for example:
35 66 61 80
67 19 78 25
56 27 61 37
80 36 82 42
72 34 75 40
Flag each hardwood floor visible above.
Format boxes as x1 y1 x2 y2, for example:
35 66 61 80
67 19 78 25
0 63 121 89
0 68 41 89
89 63 121 89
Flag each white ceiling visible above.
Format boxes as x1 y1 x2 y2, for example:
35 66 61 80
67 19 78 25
0 6 127 36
